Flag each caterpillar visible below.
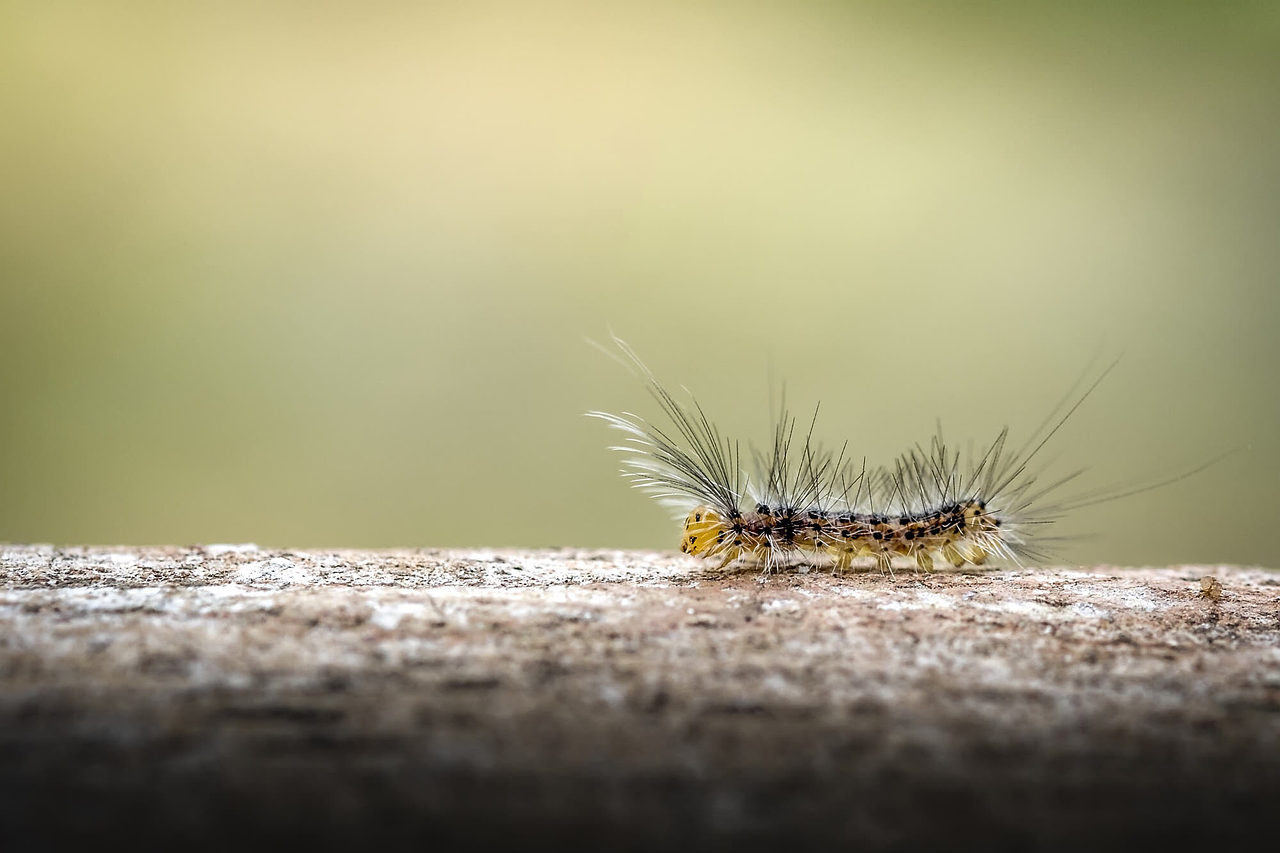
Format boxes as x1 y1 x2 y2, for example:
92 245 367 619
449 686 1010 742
588 336 1217 575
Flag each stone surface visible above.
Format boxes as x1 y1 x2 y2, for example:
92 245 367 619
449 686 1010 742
1 544 1278 850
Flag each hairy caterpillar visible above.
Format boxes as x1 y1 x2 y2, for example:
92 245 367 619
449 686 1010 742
588 336 1216 575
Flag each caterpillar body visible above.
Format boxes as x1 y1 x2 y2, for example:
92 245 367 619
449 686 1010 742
589 337 1209 575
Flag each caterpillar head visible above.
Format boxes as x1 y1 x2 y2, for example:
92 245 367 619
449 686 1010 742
681 506 728 557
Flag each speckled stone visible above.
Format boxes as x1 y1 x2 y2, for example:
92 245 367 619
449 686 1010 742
2 544 1277 851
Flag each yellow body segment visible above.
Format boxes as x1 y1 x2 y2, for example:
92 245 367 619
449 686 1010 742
681 507 726 557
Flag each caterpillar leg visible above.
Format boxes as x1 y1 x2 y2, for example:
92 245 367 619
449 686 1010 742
914 549 935 573
713 546 743 569
755 557 781 579
943 543 967 568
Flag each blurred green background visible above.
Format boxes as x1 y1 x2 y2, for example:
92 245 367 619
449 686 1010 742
2 1 1277 566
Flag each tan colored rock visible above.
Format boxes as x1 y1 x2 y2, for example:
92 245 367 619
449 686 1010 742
1 544 1277 849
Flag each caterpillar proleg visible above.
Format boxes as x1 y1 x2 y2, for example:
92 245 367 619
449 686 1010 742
588 336 1219 575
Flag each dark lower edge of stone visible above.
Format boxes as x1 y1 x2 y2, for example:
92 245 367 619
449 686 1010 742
2 747 1275 852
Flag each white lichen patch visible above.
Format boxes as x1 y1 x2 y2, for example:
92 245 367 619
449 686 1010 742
1071 601 1110 620
369 600 437 630
232 558 314 586
1116 589 1160 611
875 591 956 612
761 598 802 616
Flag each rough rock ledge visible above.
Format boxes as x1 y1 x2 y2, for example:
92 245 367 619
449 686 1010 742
1 544 1277 851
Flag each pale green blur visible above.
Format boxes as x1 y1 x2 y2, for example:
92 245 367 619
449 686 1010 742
2 2 1277 566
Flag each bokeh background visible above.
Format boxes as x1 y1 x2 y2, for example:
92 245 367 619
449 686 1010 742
2 1 1277 566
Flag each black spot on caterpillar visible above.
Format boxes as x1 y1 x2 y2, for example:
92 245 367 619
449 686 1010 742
588 335 1227 575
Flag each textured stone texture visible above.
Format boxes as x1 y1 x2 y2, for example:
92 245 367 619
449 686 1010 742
1 544 1278 850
